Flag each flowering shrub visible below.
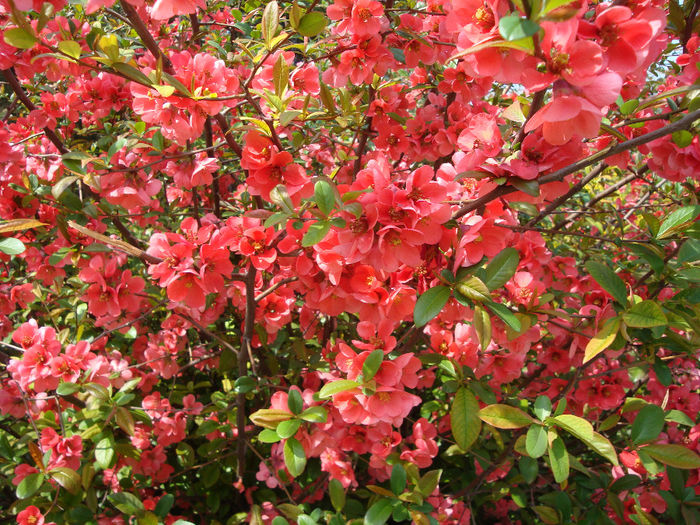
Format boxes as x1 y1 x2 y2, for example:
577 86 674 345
0 0 699 523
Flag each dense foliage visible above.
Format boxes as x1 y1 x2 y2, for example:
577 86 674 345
1 0 700 523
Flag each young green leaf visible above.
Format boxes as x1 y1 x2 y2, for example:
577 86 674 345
362 349 384 382
526 425 548 458
479 404 537 429
314 180 335 216
283 437 307 477
261 1 279 49
95 436 115 469
364 498 394 525
297 12 328 37
0 237 26 255
318 380 359 399
583 317 621 364
548 437 569 483
472 306 492 351
499 14 541 41
533 396 552 421
276 419 301 439
301 220 331 247
287 388 303 415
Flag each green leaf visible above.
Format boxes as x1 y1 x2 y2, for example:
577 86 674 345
519 456 538 484
526 425 548 458
533 396 552 421
58 39 82 59
479 404 536 429
455 276 491 302
484 301 522 332
672 130 693 148
283 437 307 477
548 437 569 483
258 429 282 443
155 494 175 518
287 389 303 415
108 492 145 515
297 12 328 37
472 305 492 351
318 379 359 399
631 404 665 445
583 317 621 364
234 376 256 394
56 382 81 396
656 205 700 239
499 14 541 41
549 415 619 466
276 419 302 439
483 247 520 290
301 220 330 247
314 180 335 216
270 184 294 214
362 349 384 382
609 474 641 493
299 406 327 423
642 444 700 469
417 469 442 497
678 238 700 263
665 410 695 427
620 99 639 115
511 178 540 197
261 1 280 49
451 387 481 451
628 243 665 274
364 498 394 525
585 261 628 306
414 285 451 327
622 301 667 328
390 464 406 495
272 54 289 97
0 237 26 255
112 62 153 86
4 27 37 49
17 472 45 499
95 436 115 469
50 467 81 494
329 478 345 512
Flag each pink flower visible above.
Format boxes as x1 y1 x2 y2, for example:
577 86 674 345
17 506 45 525
525 95 603 146
150 0 206 20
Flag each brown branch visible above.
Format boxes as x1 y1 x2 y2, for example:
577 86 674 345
236 267 257 478
451 109 700 221
255 276 298 302
213 113 243 157
526 164 606 227
2 69 68 154
353 87 376 175
514 89 546 146
552 169 646 231
120 0 174 73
